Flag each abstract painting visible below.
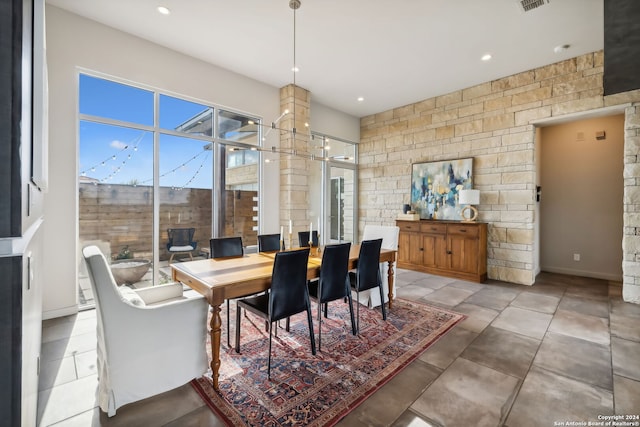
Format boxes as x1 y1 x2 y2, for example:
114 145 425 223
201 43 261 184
411 158 473 220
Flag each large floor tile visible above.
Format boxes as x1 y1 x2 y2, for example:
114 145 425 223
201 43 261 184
452 303 499 333
613 375 640 415
448 280 485 293
413 275 457 290
42 316 97 343
461 326 540 379
97 383 206 427
162 406 226 427
339 360 442 427
491 306 552 340
533 332 612 390
464 287 520 311
548 309 610 345
391 409 441 427
419 327 478 370
505 366 613 427
510 291 560 314
558 294 609 318
411 358 520 427
41 332 97 363
421 286 476 307
610 312 640 342
39 356 78 391
611 337 640 381
37 375 99 426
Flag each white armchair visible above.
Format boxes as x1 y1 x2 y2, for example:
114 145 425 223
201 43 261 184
360 225 400 308
82 245 209 417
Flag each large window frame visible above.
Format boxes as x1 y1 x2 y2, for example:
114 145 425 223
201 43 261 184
77 70 263 302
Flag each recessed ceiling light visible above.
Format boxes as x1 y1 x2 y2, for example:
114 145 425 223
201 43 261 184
481 54 492 61
157 6 170 15
357 97 364 102
553 44 570 53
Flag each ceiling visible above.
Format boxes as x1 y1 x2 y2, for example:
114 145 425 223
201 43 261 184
46 0 604 118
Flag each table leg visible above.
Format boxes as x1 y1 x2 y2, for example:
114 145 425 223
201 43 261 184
210 303 222 390
387 260 395 309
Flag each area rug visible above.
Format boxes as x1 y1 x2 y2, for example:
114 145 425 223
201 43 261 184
191 298 464 426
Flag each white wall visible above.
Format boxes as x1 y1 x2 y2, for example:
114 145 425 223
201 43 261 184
540 114 625 281
310 101 360 143
43 6 359 318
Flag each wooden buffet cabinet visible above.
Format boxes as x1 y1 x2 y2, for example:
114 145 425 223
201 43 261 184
396 220 487 283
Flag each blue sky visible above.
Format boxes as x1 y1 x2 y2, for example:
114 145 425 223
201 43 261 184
79 74 213 189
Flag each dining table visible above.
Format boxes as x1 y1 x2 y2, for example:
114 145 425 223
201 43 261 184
170 244 397 390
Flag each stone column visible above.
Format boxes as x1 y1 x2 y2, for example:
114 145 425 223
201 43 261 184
623 103 640 303
279 84 311 246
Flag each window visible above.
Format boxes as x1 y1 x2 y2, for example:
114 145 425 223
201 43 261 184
78 73 261 308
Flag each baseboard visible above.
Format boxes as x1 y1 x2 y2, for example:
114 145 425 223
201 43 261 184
540 266 622 282
42 305 78 320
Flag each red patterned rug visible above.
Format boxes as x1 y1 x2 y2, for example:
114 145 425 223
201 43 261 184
191 298 464 426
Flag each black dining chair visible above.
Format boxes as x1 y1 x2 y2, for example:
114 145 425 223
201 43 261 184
307 242 356 351
349 238 386 334
210 236 245 348
298 230 319 247
235 248 316 379
258 233 283 252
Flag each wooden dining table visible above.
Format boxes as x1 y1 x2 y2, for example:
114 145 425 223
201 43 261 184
170 244 397 390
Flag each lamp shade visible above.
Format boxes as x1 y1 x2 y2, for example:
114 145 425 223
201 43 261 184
458 189 480 205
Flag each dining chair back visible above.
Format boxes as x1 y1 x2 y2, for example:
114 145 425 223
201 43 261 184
361 225 399 308
235 248 316 378
257 233 283 252
210 236 244 348
349 238 386 333
298 230 319 247
308 242 356 350
210 236 243 258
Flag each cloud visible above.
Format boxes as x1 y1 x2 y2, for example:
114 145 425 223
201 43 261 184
110 140 128 150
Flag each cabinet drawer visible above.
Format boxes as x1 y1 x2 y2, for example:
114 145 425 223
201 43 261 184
420 223 447 234
447 224 479 237
398 222 421 232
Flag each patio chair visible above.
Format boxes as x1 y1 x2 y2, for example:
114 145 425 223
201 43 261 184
166 228 197 263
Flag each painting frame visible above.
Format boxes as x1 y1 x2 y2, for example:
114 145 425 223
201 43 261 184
410 158 473 220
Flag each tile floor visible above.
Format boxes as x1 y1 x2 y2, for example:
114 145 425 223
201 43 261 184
38 270 640 426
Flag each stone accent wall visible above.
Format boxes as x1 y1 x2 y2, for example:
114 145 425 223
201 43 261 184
358 50 640 297
623 104 640 303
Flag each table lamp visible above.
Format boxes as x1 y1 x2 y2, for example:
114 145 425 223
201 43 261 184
458 189 480 222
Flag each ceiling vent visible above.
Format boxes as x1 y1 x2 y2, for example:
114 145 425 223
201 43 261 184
518 0 550 12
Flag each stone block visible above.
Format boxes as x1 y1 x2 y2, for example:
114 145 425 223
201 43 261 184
375 110 394 123
502 132 534 146
455 120 483 137
507 228 533 245
622 284 640 304
552 74 602 97
623 235 640 254
492 71 535 91
475 154 498 169
481 191 500 204
515 106 552 126
432 110 459 124
624 213 640 228
551 96 604 116
408 114 433 128
498 150 533 167
436 125 455 140
512 87 552 106
624 163 640 179
414 98 437 113
491 247 533 263
485 96 513 112
625 186 640 204
535 58 577 81
389 120 408 133
499 190 533 205
500 210 534 223
459 102 484 118
624 136 640 156
594 50 604 67
576 52 594 71
502 171 534 185
436 91 462 108
463 82 493 100
393 104 415 119
483 113 515 132
475 173 502 186
488 265 534 285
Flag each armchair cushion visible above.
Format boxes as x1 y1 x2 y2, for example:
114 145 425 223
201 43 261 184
118 286 146 307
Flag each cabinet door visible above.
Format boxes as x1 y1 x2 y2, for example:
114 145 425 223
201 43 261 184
448 234 479 274
398 232 411 264
423 234 447 268
408 233 425 265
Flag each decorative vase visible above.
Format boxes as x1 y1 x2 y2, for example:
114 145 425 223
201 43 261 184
403 204 411 214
